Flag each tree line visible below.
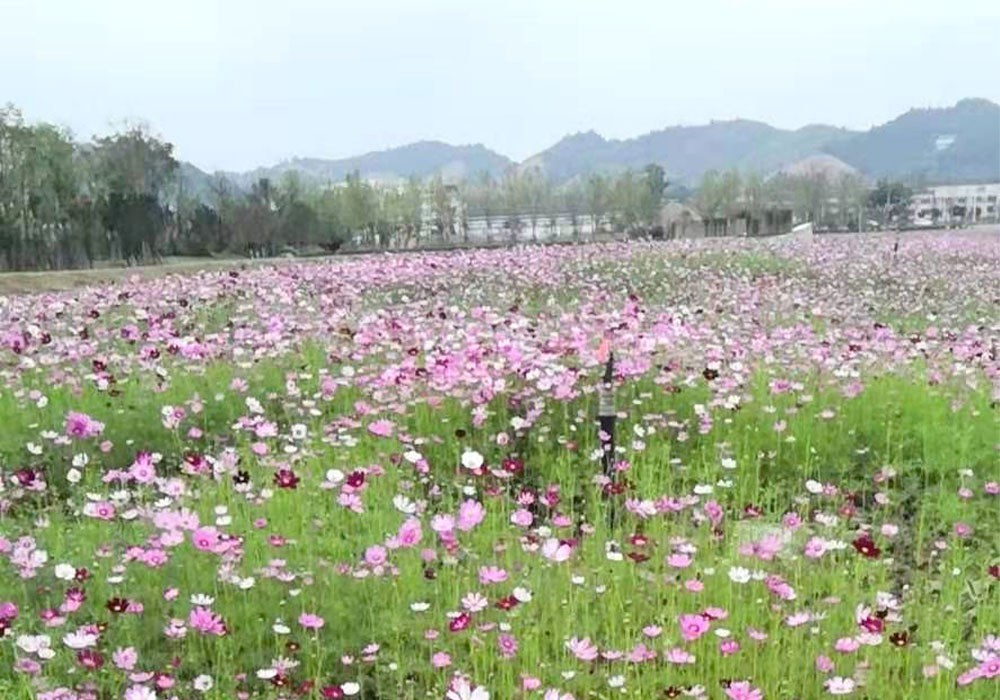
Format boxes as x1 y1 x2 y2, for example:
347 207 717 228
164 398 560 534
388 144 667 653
694 168 913 234
1 104 918 272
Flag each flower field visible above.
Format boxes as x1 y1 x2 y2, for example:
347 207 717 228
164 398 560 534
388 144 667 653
0 233 997 700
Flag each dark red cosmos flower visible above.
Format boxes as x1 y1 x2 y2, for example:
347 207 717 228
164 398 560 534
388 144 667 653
232 470 250 485
603 481 627 496
629 534 650 547
346 471 366 488
321 686 345 699
852 533 881 559
860 616 884 634
270 673 289 687
989 564 999 580
274 469 299 489
74 568 90 582
627 551 650 563
77 649 104 670
105 597 128 614
0 619 10 638
663 687 683 698
889 631 910 647
502 457 524 475
448 612 472 632
495 595 519 611
743 504 763 518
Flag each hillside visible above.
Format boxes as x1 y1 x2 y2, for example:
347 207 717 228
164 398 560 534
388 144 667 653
222 141 512 190
180 98 1000 195
825 98 1000 183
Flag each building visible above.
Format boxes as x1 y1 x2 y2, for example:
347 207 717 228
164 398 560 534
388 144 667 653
659 201 793 239
911 183 1000 226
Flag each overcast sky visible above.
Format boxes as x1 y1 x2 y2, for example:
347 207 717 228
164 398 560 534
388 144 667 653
3 0 998 172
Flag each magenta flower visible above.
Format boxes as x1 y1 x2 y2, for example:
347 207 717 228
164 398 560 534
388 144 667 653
188 607 226 636
678 613 710 642
64 411 104 439
497 632 518 658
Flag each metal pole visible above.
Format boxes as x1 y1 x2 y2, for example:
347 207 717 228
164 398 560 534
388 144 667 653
598 351 616 478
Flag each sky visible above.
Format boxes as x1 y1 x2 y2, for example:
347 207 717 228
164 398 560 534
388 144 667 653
3 0 998 172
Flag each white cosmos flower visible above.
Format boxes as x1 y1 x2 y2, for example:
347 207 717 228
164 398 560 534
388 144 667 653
461 450 484 470
393 495 417 514
63 631 98 649
341 682 361 696
54 563 76 581
728 566 752 584
16 634 51 653
193 675 214 692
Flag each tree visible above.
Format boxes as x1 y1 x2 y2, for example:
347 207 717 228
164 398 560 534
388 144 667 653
563 181 585 239
835 173 868 231
430 176 456 243
501 171 527 241
521 167 549 242
611 169 645 233
641 163 668 228
92 123 178 264
584 173 609 236
868 179 912 228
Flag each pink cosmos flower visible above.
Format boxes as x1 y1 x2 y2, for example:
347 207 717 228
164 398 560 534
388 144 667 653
678 613 710 642
510 509 534 527
719 639 740 656
367 419 395 437
298 613 325 630
112 647 138 670
456 500 485 531
364 545 388 567
497 633 518 658
478 566 508 585
191 527 220 552
664 647 696 664
566 636 599 662
82 501 116 521
188 607 226 636
64 411 104 439
724 680 763 700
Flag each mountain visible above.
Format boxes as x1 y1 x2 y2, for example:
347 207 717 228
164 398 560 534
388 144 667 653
521 121 858 184
825 98 1000 183
179 98 999 195
225 141 511 189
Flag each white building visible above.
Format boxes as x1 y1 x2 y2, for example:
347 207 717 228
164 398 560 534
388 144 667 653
911 183 1000 226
